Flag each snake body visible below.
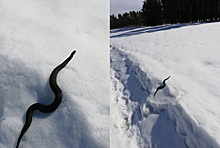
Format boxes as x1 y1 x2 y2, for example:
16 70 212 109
16 50 76 148
153 76 170 97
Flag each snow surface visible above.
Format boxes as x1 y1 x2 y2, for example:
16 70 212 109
0 0 109 148
110 22 220 148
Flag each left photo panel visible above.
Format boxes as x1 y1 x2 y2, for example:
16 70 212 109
0 1 109 148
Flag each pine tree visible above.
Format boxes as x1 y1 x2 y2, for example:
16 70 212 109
142 0 163 26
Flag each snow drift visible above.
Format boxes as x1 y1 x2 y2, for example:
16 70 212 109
110 22 220 148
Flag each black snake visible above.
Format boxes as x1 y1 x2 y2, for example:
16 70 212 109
16 50 76 148
153 76 170 97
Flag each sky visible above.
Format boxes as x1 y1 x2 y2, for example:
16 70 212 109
110 0 143 15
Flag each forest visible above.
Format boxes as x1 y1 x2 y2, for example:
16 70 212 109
110 0 220 29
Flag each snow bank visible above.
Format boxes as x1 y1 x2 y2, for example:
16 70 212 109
0 0 109 148
110 22 220 147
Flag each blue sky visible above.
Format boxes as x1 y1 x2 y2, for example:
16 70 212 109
110 0 143 15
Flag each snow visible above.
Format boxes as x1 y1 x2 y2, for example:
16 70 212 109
110 22 220 148
0 0 109 148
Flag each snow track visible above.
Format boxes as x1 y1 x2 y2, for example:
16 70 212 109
110 45 219 148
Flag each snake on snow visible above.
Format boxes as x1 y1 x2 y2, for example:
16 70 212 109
153 76 170 97
16 50 76 148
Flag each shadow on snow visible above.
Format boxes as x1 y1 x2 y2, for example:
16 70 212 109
110 22 215 38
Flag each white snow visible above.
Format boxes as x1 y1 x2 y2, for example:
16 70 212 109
0 0 109 148
110 22 220 148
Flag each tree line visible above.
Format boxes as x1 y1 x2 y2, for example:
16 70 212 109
110 0 220 29
110 11 142 29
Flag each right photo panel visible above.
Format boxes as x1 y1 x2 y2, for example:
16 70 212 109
110 0 220 148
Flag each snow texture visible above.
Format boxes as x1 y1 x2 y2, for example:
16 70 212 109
0 0 109 148
110 22 220 148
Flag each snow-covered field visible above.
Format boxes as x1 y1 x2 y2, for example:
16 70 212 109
0 0 109 148
110 22 220 148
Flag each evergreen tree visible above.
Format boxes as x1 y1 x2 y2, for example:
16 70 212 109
142 0 163 26
129 11 138 25
110 0 220 29
110 14 118 29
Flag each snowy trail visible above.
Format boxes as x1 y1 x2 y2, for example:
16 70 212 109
110 44 220 148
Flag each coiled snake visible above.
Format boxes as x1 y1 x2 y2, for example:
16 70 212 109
153 76 170 97
16 50 76 148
